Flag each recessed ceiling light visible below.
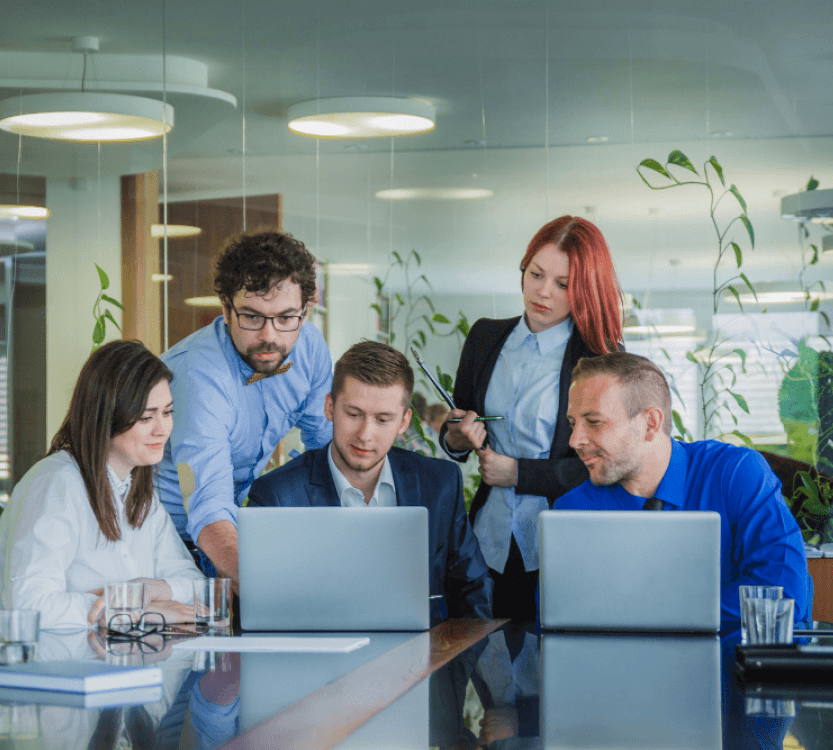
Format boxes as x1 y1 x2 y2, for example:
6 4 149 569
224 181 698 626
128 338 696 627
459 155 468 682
710 130 733 138
288 97 435 139
184 296 223 308
623 324 696 334
151 224 202 239
734 290 833 305
375 187 494 201
0 205 49 220
0 92 174 143
585 135 608 143
326 263 374 275
151 273 174 282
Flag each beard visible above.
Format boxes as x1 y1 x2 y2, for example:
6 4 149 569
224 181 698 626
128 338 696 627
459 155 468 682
583 451 641 487
241 343 288 374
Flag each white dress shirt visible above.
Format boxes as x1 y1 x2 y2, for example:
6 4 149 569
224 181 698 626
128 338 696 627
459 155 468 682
327 444 397 507
0 451 204 631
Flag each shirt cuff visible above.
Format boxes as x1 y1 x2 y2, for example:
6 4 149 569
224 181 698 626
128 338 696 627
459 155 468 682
440 430 470 461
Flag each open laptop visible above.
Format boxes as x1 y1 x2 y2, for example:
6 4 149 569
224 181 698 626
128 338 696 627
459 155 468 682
538 510 721 632
237 506 430 631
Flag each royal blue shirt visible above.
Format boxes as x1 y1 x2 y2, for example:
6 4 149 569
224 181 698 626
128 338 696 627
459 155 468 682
157 316 333 543
556 439 810 621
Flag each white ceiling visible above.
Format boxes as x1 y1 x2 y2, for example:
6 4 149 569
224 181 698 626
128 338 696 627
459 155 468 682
0 0 832 295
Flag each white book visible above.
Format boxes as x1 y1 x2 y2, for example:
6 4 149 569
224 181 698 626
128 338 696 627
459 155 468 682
0 684 163 708
0 660 162 694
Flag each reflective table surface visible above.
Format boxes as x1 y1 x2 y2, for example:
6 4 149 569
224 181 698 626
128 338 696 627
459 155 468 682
1 620 832 748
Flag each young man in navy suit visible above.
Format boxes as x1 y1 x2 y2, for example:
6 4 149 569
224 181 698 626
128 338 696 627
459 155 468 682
247 340 493 620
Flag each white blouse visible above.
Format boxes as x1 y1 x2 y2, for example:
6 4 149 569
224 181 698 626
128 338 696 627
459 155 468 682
0 451 204 630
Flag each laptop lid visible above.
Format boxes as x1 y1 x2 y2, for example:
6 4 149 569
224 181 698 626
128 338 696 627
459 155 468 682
238 506 430 631
539 510 721 633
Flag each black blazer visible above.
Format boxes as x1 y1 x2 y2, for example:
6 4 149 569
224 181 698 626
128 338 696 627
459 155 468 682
440 317 596 523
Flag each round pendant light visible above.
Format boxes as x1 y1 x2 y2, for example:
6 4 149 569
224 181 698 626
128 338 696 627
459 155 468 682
151 224 202 238
0 205 49 219
288 97 435 138
0 92 174 143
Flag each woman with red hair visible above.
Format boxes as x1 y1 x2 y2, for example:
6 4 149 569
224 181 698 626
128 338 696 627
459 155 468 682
441 216 623 620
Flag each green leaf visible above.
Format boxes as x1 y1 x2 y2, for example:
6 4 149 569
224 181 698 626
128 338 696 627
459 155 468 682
730 429 754 449
392 251 403 264
95 263 110 290
739 214 755 247
667 150 698 174
103 309 122 332
394 293 404 306
432 312 451 324
92 317 105 345
373 277 384 293
371 303 382 316
685 351 698 363
707 156 725 186
638 158 671 179
672 410 687 437
417 330 427 346
731 348 747 370
730 242 742 268
726 285 742 309
811 298 820 312
728 390 750 413
810 244 819 265
729 185 747 213
412 250 422 265
806 176 819 191
438 371 453 392
821 311 831 328
101 294 125 311
456 318 470 337
739 273 755 296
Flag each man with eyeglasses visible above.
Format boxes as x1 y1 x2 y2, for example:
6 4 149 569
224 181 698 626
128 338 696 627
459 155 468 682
157 230 333 591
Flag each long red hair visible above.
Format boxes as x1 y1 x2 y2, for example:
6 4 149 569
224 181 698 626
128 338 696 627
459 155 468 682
520 216 623 354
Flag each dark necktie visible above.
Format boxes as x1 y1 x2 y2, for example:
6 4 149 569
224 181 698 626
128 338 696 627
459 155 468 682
643 497 665 511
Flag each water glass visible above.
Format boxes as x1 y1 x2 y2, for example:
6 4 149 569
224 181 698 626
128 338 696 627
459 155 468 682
193 578 232 634
0 610 39 665
738 585 782 644
744 597 795 645
104 581 145 633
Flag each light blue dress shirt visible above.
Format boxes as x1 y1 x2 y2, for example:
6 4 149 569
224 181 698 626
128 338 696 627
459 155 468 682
157 316 333 543
474 316 573 573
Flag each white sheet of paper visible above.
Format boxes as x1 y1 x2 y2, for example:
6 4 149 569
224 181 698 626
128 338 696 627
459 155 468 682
171 636 370 653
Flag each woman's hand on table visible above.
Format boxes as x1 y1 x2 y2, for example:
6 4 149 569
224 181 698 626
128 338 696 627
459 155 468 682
147 599 196 624
475 445 518 487
444 409 487 451
130 577 173 607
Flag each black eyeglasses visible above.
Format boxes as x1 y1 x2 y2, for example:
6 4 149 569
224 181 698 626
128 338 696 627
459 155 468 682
228 301 306 332
107 612 167 640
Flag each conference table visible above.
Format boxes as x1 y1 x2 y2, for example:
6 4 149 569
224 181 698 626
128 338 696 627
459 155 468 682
3 618 833 748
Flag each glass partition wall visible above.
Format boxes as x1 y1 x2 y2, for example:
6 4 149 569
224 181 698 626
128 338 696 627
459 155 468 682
0 0 831 488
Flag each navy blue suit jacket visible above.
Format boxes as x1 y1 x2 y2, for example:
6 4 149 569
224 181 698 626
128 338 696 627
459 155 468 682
247 445 493 620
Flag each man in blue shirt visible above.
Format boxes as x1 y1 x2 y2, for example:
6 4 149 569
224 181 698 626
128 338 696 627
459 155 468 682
157 230 333 589
556 352 810 622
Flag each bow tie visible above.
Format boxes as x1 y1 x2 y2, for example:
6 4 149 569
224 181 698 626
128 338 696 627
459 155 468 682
246 360 293 386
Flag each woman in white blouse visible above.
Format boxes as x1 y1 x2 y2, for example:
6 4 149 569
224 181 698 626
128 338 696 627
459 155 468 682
0 340 204 630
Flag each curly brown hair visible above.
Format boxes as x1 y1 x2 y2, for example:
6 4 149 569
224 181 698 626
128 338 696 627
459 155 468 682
214 229 318 307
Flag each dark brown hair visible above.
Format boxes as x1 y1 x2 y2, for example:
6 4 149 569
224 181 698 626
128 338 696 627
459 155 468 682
48 340 173 542
331 341 414 406
520 215 623 354
214 229 318 308
571 352 672 435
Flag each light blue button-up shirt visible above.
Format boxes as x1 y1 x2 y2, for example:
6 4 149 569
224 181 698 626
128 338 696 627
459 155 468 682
157 316 333 543
473 316 573 573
